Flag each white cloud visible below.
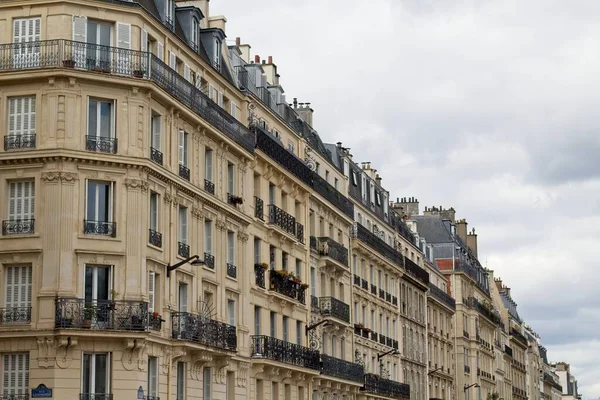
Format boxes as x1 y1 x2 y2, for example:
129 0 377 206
212 0 600 396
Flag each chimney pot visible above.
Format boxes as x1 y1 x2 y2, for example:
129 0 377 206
236 37 241 47
254 55 260 63
268 56 273 64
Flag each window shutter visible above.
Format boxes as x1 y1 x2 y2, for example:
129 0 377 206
178 130 185 165
157 42 164 61
184 64 191 81
148 271 155 313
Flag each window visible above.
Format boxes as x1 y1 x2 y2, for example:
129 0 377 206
82 353 110 396
4 265 32 321
178 130 188 167
191 17 199 50
149 192 159 232
204 219 212 255
6 180 35 234
227 231 235 265
178 206 188 244
2 353 29 397
254 306 261 335
87 98 116 153
203 367 212 400
85 181 114 235
227 162 235 195
205 148 213 182
176 362 185 400
6 97 36 149
227 299 236 327
148 357 158 397
12 18 41 68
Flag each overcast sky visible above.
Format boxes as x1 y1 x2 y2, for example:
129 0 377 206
212 0 600 396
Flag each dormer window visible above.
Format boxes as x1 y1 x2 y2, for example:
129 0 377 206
213 38 221 71
165 0 174 30
191 17 199 51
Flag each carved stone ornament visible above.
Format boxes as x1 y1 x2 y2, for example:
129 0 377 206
123 178 149 192
41 171 79 183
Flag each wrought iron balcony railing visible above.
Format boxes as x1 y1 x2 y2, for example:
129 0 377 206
254 264 266 288
178 242 190 258
269 272 306 304
204 252 215 269
404 257 429 286
86 135 117 154
319 296 350 323
363 373 410 399
351 223 403 266
0 306 31 323
55 298 148 331
4 134 36 151
150 147 163 165
428 283 456 310
321 354 364 383
311 236 349 267
149 229 162 248
254 196 264 220
172 311 237 351
204 179 215 194
251 335 320 370
268 204 296 237
80 394 113 400
296 222 305 244
83 220 116 237
227 263 237 279
178 164 190 181
2 219 34 235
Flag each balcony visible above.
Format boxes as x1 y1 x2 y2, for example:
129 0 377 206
2 219 34 235
404 257 429 286
268 204 296 237
362 373 410 399
428 283 456 310
321 354 364 383
319 296 350 323
86 135 117 154
251 335 320 370
227 263 237 279
254 264 266 288
269 271 306 304
150 147 163 165
204 253 215 270
80 394 113 400
4 134 36 151
254 196 264 220
204 179 215 195
296 222 305 244
172 311 237 351
310 236 349 267
148 229 162 248
0 306 31 323
178 242 189 258
178 164 190 181
351 223 402 265
83 220 116 237
55 298 148 331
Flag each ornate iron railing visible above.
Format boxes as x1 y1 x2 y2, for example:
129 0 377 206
363 373 410 399
172 311 237 351
178 242 190 258
150 147 163 165
269 272 306 304
4 134 36 151
254 264 266 288
251 335 320 370
178 164 190 181
55 298 148 331
321 354 364 382
2 219 34 235
254 196 264 220
311 236 349 266
149 229 162 248
428 283 456 310
351 223 403 266
227 263 237 279
86 135 117 154
268 204 296 236
296 222 305 244
204 179 215 194
204 252 215 269
319 296 350 323
80 394 113 400
83 220 116 237
404 257 429 286
0 306 31 323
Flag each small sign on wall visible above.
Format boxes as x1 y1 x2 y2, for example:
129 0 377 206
32 384 53 398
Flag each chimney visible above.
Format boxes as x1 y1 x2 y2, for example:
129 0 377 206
467 227 478 258
456 219 468 243
294 100 314 128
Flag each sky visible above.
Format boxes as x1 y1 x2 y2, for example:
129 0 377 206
211 0 600 396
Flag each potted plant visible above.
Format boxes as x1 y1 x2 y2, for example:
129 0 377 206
63 55 76 68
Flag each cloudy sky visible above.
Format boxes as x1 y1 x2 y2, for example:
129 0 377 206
212 0 600 396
